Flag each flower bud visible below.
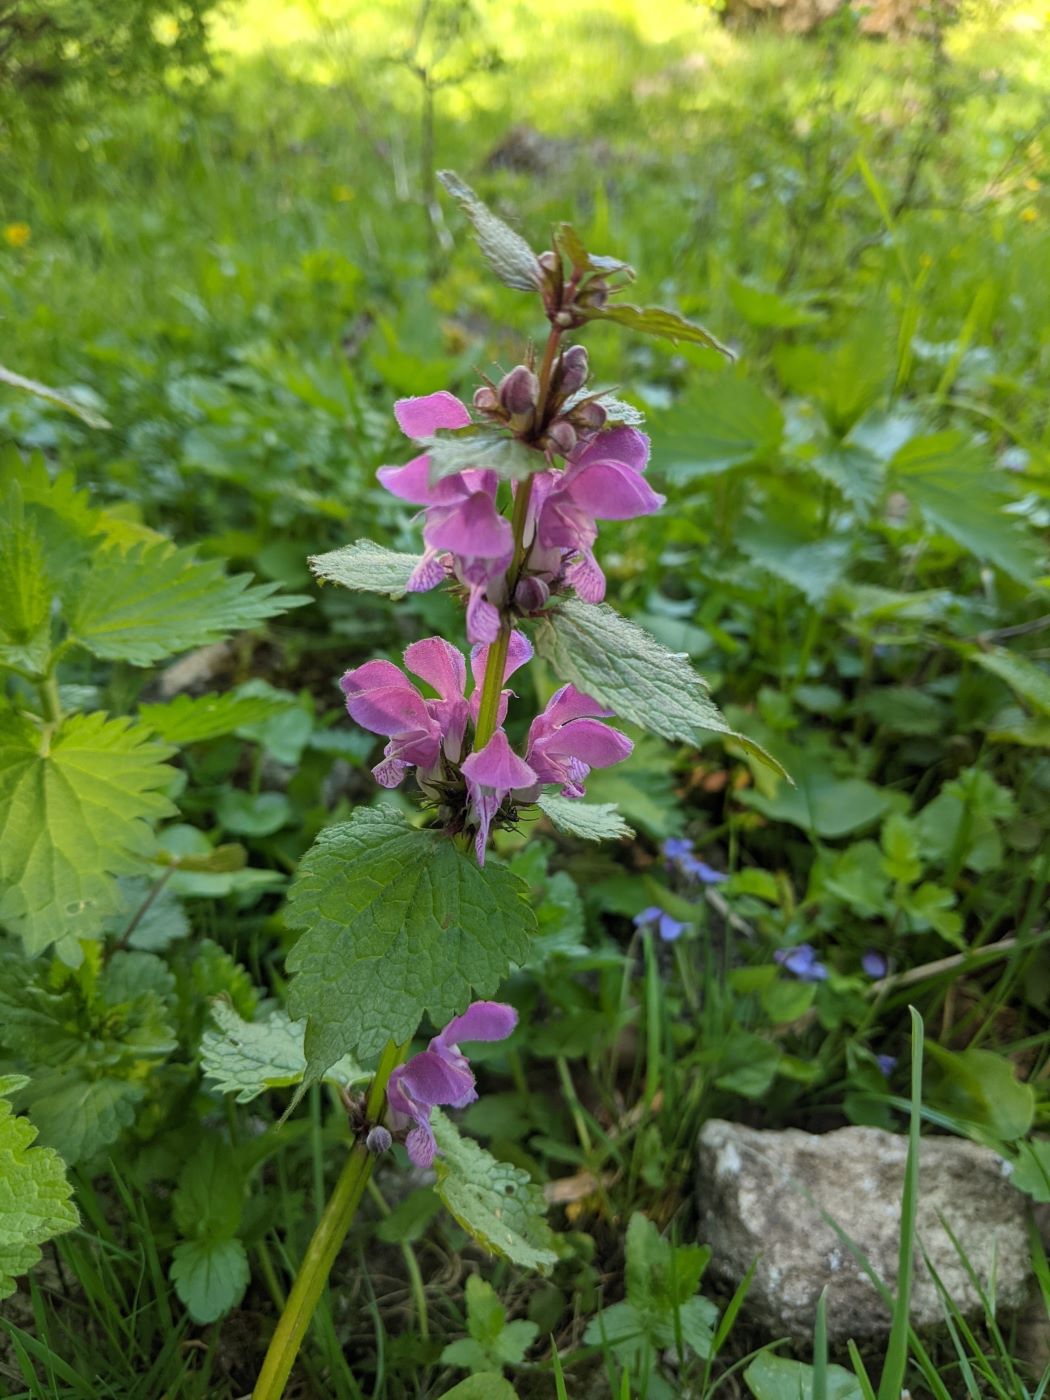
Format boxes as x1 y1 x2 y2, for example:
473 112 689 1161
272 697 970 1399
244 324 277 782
498 365 539 418
578 278 609 309
557 344 589 397
546 419 577 456
473 385 500 417
366 1125 392 1155
571 399 607 432
514 576 550 613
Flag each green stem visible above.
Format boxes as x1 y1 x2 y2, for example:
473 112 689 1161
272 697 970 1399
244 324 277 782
38 672 61 725
252 1039 407 1400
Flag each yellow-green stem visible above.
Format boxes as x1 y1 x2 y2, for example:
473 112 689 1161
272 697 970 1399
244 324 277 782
252 1039 407 1400
38 673 61 725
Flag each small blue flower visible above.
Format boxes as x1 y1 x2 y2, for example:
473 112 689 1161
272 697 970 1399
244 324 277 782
662 837 694 861
633 906 689 943
861 950 888 979
876 1054 897 1077
680 854 728 885
773 944 828 982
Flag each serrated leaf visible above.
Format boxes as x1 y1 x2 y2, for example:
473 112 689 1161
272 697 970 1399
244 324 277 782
431 1110 557 1272
653 375 782 479
173 1134 243 1239
0 502 53 676
201 1002 368 1103
17 1072 144 1163
69 537 308 665
0 1088 79 1300
804 443 884 515
967 646 1050 714
309 539 422 597
531 600 782 775
536 794 633 842
727 275 824 330
0 452 99 597
424 426 539 484
737 522 851 604
0 362 112 429
170 1237 249 1324
286 809 534 1073
579 301 731 357
438 171 542 292
138 690 297 744
889 431 1039 584
0 712 177 957
553 224 633 280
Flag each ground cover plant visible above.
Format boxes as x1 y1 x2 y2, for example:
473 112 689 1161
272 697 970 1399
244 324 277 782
0 0 1049 1396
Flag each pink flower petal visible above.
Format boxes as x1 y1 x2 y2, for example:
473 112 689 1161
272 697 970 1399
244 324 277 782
461 730 537 792
394 391 471 439
570 425 650 474
424 492 514 560
404 637 467 701
341 661 433 737
469 629 534 691
465 585 501 646
566 550 606 602
563 461 665 520
541 717 633 768
436 1001 518 1051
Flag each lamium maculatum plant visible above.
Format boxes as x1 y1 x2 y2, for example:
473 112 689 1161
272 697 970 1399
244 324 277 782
250 173 771 1398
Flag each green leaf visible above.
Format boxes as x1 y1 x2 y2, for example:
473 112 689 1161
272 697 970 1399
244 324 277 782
926 1044 1035 1143
0 500 53 676
216 790 291 837
727 276 824 330
17 1073 144 1163
738 758 892 839
138 689 298 744
0 712 177 958
1009 1140 1050 1203
424 425 539 485
536 794 633 842
967 646 1050 714
69 536 307 665
552 224 633 280
773 311 894 435
745 1353 863 1400
438 171 543 292
200 1001 368 1103
441 1274 540 1372
532 601 779 773
431 1110 558 1273
285 809 535 1072
653 374 783 479
889 431 1039 584
309 539 422 597
584 735 684 840
880 813 922 885
375 1187 442 1244
580 301 731 357
737 523 850 604
173 1134 243 1240
170 1237 249 1324
0 362 112 429
436 1377 521 1400
0 1086 79 1300
803 444 884 516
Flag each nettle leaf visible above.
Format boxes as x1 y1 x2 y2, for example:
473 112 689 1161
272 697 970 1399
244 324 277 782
0 1085 79 1301
967 646 1050 715
889 430 1040 585
531 600 783 775
438 171 543 292
68 536 309 666
170 1238 250 1325
431 1110 557 1272
0 362 112 429
169 1135 250 1322
0 452 98 598
536 794 633 842
201 1001 368 1103
0 712 177 958
19 1073 144 1164
138 689 298 744
424 426 539 485
579 302 732 358
285 809 535 1073
653 374 783 479
309 539 421 597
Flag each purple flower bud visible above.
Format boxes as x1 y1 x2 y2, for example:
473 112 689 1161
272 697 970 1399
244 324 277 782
571 399 607 432
473 385 500 416
861 950 888 979
366 1125 392 1154
558 345 589 396
498 366 539 418
546 419 577 456
514 575 550 613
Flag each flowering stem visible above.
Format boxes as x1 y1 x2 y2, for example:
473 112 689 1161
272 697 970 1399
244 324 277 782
252 1038 408 1400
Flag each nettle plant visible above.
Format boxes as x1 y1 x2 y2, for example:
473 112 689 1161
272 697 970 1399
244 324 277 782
242 174 776 1395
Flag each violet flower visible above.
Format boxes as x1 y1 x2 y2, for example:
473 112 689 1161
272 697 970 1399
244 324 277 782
861 950 888 979
340 632 532 790
876 1054 897 1077
662 836 727 884
387 1001 517 1168
774 944 828 983
634 905 689 943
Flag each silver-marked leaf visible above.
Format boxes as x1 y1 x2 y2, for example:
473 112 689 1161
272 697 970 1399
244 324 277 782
432 1110 557 1272
579 302 732 357
531 600 783 775
438 171 543 291
201 1001 367 1103
309 539 421 597
424 426 539 484
536 795 634 842
285 809 535 1074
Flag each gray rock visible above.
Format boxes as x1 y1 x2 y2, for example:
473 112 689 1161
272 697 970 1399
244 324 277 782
697 1119 1032 1342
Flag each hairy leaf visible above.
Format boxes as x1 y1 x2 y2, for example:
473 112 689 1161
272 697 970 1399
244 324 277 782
0 1084 79 1300
536 794 633 842
309 539 422 597
579 301 731 357
424 426 539 484
432 1110 557 1272
552 224 633 280
438 171 543 291
285 809 535 1073
0 712 177 958
69 536 308 665
201 1001 367 1103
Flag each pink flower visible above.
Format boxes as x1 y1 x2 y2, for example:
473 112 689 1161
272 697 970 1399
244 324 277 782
340 633 532 790
460 731 538 865
387 1001 518 1168
377 392 513 642
522 683 634 797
